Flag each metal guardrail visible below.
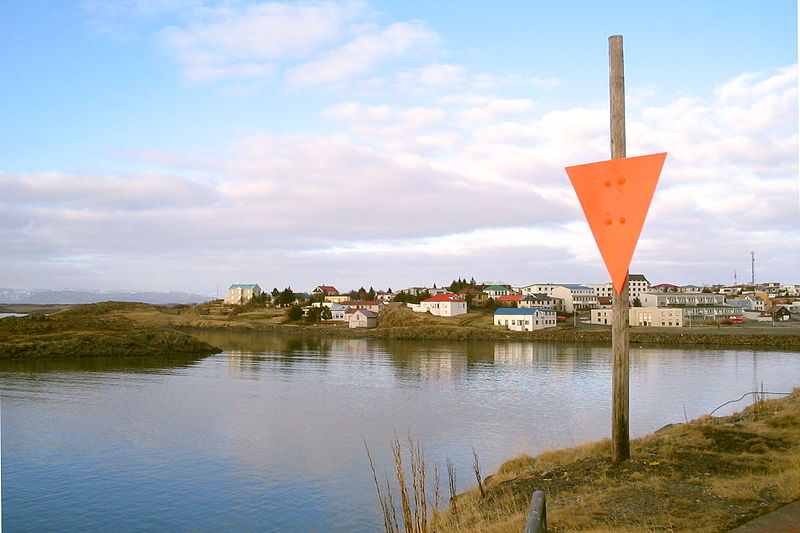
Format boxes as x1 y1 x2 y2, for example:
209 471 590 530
523 490 547 533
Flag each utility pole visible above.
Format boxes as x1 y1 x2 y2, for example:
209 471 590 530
751 251 755 286
609 35 630 462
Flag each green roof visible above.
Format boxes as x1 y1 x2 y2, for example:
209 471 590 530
484 285 509 291
229 283 259 289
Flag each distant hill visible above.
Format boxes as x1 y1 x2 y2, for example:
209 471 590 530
0 288 213 305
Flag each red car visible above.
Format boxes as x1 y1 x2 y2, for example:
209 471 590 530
729 316 743 323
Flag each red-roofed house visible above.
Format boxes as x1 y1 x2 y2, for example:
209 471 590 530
417 293 467 317
313 285 339 297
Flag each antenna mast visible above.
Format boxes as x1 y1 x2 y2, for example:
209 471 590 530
750 251 755 286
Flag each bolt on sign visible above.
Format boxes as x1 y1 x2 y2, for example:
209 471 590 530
565 152 667 293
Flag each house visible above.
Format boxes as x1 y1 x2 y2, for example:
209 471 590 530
225 283 262 305
518 283 561 296
416 294 467 317
726 294 765 312
341 300 382 313
591 307 686 327
457 288 487 306
326 304 349 321
527 294 561 311
551 285 598 313
484 285 512 298
641 292 725 307
312 285 339 297
773 306 792 322
377 292 396 303
348 309 378 328
596 296 613 308
651 283 680 293
493 308 557 331
325 294 351 304
585 274 650 302
496 294 526 307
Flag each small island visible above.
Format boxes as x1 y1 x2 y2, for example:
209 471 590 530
0 302 220 359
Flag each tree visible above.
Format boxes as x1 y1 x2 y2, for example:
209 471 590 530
277 287 295 307
305 306 322 323
320 306 332 321
367 286 376 300
633 297 642 307
286 304 303 322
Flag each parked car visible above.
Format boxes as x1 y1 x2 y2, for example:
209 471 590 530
729 316 743 323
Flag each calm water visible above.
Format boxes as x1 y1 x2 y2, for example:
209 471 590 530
2 332 798 532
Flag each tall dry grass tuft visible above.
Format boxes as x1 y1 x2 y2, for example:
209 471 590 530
446 457 457 517
471 446 485 499
368 436 456 533
391 437 414 531
365 440 398 532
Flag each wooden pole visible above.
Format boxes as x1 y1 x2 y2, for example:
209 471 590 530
609 35 630 462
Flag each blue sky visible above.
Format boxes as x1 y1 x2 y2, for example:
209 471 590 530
1 1 797 295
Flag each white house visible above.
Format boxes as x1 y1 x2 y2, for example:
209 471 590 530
591 307 686 327
416 294 467 317
551 285 598 313
493 308 557 331
483 285 513 298
225 283 262 305
585 274 650 303
641 292 725 307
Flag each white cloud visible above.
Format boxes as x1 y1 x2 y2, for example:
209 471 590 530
285 21 438 86
3 62 797 291
160 1 363 82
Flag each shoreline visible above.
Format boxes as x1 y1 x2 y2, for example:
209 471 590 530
177 323 800 351
432 389 800 532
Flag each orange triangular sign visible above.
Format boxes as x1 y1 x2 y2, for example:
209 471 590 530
565 152 666 294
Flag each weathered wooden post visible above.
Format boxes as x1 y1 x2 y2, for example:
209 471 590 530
565 35 667 465
609 35 630 462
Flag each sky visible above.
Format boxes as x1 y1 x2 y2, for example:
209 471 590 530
1 1 797 296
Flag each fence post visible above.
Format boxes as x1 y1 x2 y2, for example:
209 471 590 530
523 490 547 533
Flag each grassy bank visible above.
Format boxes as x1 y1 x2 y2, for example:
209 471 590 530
0 302 220 359
4 301 798 358
430 390 800 532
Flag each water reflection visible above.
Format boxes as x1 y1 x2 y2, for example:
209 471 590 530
1 331 798 533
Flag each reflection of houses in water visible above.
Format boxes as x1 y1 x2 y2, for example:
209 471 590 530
329 338 371 356
225 352 262 377
493 342 605 370
405 352 469 381
494 343 559 364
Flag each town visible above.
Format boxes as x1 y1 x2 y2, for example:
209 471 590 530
221 276 800 330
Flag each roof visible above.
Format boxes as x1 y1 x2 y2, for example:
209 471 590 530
228 283 259 289
422 293 465 303
497 294 523 301
494 308 556 315
628 274 649 282
484 285 510 291
561 284 593 291
351 309 378 318
314 285 338 293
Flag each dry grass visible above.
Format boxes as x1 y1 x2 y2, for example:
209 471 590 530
433 389 800 533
